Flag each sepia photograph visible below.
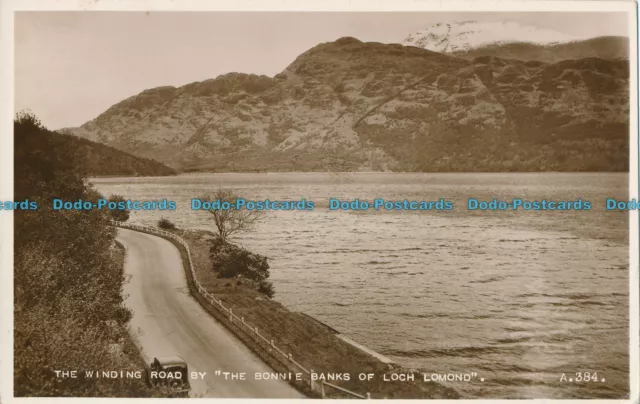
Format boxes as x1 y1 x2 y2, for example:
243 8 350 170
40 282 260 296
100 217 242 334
1 0 638 402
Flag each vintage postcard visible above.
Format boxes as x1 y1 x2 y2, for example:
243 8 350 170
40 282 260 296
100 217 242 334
1 0 638 403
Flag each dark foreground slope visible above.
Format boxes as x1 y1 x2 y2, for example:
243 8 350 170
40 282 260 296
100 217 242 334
69 37 629 172
13 113 160 397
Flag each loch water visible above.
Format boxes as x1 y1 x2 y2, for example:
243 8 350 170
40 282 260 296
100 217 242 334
92 172 630 399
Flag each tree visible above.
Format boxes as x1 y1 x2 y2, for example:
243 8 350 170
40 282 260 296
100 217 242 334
200 189 264 243
108 194 130 222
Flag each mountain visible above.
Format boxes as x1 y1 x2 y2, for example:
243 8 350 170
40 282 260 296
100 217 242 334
68 36 629 173
403 21 628 63
403 20 579 54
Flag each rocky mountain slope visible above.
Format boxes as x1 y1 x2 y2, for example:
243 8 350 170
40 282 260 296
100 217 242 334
68 36 629 172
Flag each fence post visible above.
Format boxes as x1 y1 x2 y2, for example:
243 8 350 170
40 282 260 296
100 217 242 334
366 392 371 399
241 316 245 325
254 327 258 341
270 339 274 351
310 369 315 392
288 353 292 362
229 309 233 323
320 381 326 398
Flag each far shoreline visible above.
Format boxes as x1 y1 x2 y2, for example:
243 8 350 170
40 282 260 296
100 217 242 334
88 170 630 181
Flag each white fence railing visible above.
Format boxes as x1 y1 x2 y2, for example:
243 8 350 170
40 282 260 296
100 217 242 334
112 220 370 399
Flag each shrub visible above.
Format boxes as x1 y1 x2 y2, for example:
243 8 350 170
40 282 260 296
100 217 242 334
258 280 275 298
157 217 176 230
210 242 270 282
108 194 130 222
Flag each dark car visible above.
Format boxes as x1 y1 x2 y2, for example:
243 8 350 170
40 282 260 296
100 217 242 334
147 356 191 397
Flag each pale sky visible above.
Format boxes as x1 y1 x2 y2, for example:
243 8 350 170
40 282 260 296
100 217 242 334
15 12 629 130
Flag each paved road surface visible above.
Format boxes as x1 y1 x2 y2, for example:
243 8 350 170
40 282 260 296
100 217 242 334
117 228 304 398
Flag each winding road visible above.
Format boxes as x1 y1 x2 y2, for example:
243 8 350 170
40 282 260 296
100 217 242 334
117 228 304 398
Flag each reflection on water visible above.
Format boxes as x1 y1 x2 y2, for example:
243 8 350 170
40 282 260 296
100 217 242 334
92 172 630 399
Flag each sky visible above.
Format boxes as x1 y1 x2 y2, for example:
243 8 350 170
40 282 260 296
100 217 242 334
15 11 630 130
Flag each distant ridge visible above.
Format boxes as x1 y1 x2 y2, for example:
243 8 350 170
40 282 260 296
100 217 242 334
54 129 177 177
455 36 629 63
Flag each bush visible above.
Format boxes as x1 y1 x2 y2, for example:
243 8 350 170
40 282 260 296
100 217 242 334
210 242 270 282
157 217 176 230
108 194 130 222
258 280 275 298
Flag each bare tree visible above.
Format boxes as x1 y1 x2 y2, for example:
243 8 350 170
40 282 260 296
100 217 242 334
201 189 264 243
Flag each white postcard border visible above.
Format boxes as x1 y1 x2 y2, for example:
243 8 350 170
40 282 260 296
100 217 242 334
0 1 637 404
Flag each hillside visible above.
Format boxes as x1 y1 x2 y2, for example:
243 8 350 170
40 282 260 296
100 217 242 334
454 36 629 63
68 36 630 172
54 129 176 176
